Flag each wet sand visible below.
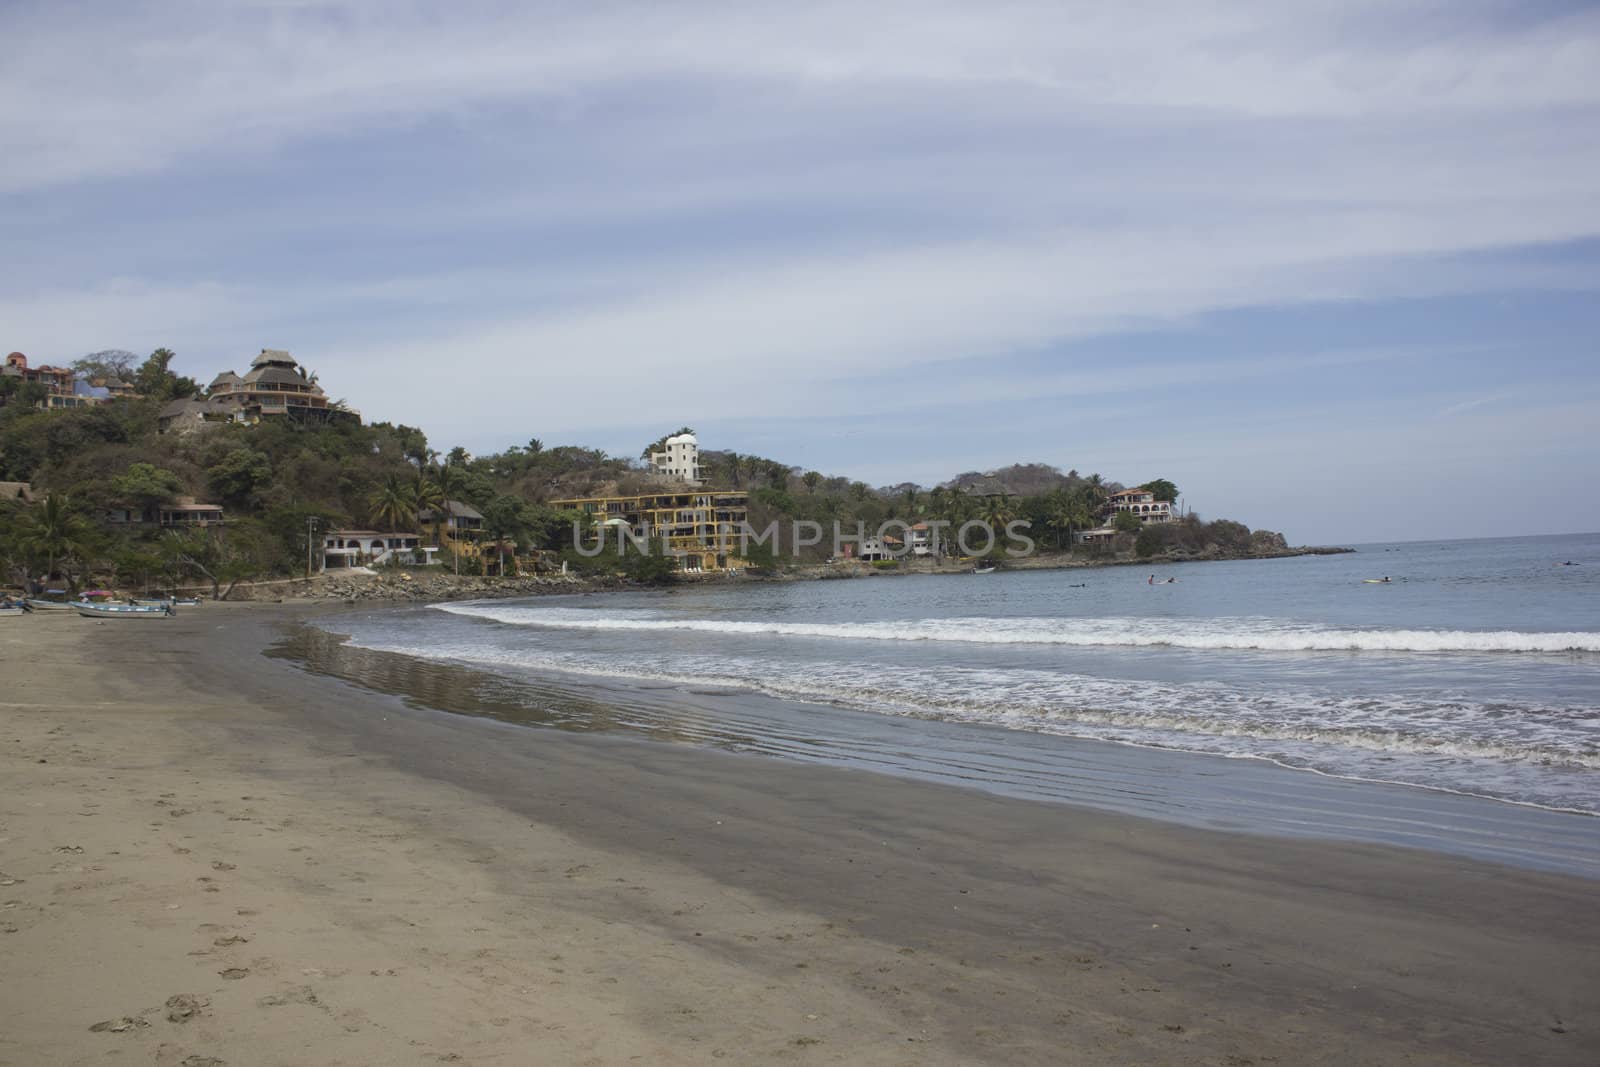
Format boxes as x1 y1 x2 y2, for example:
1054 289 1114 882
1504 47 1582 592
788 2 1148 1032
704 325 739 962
2 604 1597 1065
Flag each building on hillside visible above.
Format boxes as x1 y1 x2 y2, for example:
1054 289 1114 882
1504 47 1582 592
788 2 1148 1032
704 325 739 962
0 481 36 504
649 432 703 485
158 349 359 433
418 500 484 544
321 530 437 571
102 499 225 528
2 352 82 409
1103 487 1174 525
414 501 527 576
1074 526 1118 545
549 489 748 572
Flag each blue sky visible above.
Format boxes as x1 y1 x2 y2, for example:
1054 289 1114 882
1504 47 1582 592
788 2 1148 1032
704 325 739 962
2 0 1597 543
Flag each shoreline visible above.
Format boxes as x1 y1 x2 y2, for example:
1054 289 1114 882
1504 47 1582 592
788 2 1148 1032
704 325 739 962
287 607 1600 878
4 604 1597 1064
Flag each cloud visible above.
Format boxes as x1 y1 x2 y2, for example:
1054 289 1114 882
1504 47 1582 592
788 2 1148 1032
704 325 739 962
3 1 1597 192
3 1 1598 543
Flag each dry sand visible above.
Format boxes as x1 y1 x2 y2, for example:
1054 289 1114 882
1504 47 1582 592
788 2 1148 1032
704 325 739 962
1 604 1596 1066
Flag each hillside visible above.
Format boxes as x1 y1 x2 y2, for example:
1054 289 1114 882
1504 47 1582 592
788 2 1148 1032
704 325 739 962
1 349 1306 592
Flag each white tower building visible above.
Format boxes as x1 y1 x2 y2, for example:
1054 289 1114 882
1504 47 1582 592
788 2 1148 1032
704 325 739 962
649 432 702 485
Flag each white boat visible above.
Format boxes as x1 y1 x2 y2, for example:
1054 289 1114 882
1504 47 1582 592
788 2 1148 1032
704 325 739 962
73 602 175 619
0 606 28 619
973 565 997 574
134 597 201 608
24 598 74 611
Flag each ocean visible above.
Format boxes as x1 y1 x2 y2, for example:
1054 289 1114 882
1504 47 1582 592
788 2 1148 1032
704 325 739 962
300 532 1600 873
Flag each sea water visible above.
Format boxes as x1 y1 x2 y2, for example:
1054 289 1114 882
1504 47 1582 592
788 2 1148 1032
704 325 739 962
313 533 1600 867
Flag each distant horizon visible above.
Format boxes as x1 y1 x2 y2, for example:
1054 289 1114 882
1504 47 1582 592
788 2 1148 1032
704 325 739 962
4 2 1596 546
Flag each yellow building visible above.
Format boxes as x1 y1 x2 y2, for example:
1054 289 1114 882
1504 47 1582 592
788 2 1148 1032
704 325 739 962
549 490 749 572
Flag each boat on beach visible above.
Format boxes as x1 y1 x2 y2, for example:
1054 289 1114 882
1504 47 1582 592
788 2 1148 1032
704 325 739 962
134 597 201 608
73 602 175 620
24 589 75 610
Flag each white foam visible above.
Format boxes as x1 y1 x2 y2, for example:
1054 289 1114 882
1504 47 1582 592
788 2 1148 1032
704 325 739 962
433 603 1600 654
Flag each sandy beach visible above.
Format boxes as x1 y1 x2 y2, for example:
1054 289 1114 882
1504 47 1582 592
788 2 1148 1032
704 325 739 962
2 604 1597 1066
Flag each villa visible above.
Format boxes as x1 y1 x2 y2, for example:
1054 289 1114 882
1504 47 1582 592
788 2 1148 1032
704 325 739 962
103 499 225 528
159 349 359 433
1104 487 1174 525
549 489 748 572
322 530 436 571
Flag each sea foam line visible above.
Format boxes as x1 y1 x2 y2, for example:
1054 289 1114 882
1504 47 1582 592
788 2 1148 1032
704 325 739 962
337 631 1600 817
432 603 1600 654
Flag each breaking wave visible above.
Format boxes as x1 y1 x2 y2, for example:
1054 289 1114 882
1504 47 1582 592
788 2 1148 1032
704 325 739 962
433 604 1600 655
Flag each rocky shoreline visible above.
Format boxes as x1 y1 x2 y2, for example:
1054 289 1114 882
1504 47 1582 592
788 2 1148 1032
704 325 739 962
215 541 1354 603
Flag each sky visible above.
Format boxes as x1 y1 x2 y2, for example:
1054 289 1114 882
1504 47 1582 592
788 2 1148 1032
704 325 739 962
2 0 1597 544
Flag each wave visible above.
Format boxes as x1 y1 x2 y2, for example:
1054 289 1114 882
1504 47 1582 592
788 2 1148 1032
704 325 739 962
432 604 1600 654
347 633 1600 775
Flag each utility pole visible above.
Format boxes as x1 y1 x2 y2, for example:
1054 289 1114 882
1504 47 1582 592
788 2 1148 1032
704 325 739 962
306 516 320 577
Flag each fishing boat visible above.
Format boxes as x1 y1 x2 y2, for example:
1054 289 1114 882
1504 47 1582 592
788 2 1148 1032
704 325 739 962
73 602 175 620
134 596 201 608
24 589 75 611
973 564 997 574
0 605 28 619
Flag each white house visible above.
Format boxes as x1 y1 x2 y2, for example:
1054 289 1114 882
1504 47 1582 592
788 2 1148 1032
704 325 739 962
322 530 437 570
649 432 703 485
907 523 934 557
1104 487 1174 525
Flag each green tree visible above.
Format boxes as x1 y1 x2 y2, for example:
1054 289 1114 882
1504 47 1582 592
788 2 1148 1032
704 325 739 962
410 471 445 530
113 463 184 512
1113 508 1142 534
802 471 822 492
983 493 1015 529
16 494 94 586
133 348 200 401
207 448 273 505
163 521 280 600
370 474 417 532
1140 479 1179 503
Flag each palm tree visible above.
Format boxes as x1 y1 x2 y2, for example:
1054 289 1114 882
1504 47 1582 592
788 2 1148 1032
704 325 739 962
18 495 93 587
723 451 744 487
902 486 921 515
427 463 468 547
411 472 445 530
803 471 822 492
369 475 416 532
982 493 1014 530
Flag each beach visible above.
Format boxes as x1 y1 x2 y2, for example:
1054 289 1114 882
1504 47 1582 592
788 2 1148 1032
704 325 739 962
2 603 1597 1066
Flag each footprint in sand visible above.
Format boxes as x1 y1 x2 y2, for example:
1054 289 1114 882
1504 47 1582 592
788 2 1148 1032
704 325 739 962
219 968 249 980
165 993 210 1023
257 985 320 1008
88 1016 150 1033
